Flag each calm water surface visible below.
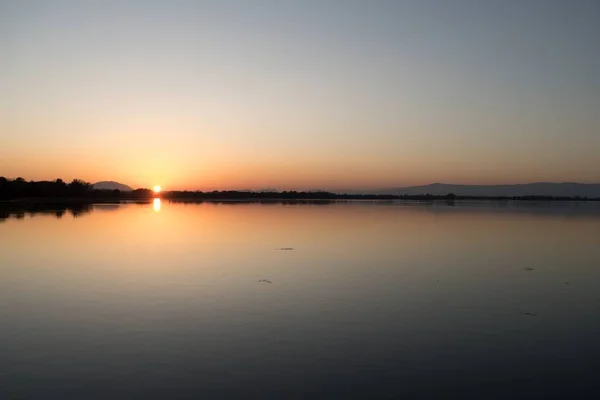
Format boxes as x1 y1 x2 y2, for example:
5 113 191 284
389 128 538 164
1 200 600 399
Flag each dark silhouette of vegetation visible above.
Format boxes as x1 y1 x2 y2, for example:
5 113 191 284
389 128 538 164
0 177 153 200
162 190 599 202
1 177 599 203
0 177 93 198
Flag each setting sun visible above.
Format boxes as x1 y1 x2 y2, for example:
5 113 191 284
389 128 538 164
153 185 161 193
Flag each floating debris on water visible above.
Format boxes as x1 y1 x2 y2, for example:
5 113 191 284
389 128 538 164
522 312 537 317
524 267 535 271
258 279 272 284
276 247 294 251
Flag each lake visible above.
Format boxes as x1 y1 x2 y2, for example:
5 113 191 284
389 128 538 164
1 200 600 399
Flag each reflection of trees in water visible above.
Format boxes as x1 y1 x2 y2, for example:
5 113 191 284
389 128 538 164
69 203 93 218
0 203 94 220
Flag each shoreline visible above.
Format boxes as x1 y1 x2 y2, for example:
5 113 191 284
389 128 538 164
1 195 600 205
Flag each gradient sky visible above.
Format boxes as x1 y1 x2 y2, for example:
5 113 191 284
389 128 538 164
1 0 599 190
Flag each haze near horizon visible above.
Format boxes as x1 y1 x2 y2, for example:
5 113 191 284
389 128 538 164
2 0 599 190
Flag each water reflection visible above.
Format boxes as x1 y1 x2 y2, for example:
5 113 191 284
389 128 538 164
0 202 94 221
1 201 600 399
2 200 600 222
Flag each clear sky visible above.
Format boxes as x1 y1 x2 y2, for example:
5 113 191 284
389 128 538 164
1 0 599 190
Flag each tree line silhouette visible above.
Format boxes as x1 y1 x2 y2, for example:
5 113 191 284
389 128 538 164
0 177 152 200
163 191 597 201
1 177 598 201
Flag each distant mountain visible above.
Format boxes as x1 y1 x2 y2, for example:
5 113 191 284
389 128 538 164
374 183 600 198
93 181 134 191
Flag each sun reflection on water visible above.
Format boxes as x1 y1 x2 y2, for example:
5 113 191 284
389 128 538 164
153 198 161 212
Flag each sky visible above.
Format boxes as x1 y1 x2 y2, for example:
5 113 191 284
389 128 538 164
1 0 599 191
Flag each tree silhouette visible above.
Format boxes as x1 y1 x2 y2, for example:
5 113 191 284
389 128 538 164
1 176 599 202
0 177 93 198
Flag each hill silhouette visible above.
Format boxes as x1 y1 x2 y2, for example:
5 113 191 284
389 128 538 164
93 181 133 191
377 182 600 198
